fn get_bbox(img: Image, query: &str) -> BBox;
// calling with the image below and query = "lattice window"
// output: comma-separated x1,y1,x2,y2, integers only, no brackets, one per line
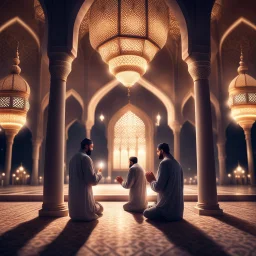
0,97,10,107
113,111,146,170
234,93,246,104
13,97,25,109
248,93,256,103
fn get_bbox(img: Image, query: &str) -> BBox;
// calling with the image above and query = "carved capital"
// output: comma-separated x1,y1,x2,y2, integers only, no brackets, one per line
48,53,74,82
187,60,211,81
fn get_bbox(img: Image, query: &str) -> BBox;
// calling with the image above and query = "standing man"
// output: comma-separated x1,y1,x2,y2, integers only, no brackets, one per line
116,157,148,213
69,138,103,221
144,143,184,221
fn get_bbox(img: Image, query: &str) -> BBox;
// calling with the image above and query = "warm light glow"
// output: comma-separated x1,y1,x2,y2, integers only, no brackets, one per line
115,70,142,88
234,170,237,174
19,166,24,171
113,111,146,170
242,170,245,174
248,174,251,178
2,173,5,176
89,0,169,87
189,177,192,181
156,113,161,126
12,174,16,177
99,114,105,122
39,176,42,180
228,173,231,177
237,166,242,171
99,162,104,169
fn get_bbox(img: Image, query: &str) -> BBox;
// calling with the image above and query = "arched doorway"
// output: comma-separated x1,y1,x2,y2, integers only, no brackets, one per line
107,104,154,181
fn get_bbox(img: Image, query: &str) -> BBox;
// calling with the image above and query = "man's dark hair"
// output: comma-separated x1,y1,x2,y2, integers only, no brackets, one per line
157,143,170,154
129,156,138,164
81,138,93,150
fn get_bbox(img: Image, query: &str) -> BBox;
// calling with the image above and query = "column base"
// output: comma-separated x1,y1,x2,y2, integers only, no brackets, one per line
194,203,223,216
39,204,69,217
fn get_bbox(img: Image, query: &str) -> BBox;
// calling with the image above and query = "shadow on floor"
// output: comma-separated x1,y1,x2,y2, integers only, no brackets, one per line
214,212,256,237
131,213,144,224
147,219,230,256
40,219,98,256
0,217,53,256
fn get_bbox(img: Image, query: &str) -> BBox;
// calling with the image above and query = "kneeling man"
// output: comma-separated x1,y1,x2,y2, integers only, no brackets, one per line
116,157,147,213
69,138,103,221
144,143,184,221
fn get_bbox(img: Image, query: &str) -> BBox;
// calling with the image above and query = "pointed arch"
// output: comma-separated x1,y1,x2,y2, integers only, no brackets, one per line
86,78,175,131
107,103,154,177
220,17,256,53
41,89,84,113
65,118,79,139
0,17,40,48
181,89,220,133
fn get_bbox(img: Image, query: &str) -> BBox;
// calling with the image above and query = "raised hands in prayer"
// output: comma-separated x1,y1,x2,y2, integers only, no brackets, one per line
145,171,156,183
116,176,124,184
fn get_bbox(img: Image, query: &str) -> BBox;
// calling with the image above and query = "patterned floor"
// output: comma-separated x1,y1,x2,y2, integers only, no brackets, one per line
0,202,255,256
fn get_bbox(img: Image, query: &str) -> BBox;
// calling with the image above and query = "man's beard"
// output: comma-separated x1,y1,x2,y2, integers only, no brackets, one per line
86,149,92,156
159,153,164,160
129,163,133,168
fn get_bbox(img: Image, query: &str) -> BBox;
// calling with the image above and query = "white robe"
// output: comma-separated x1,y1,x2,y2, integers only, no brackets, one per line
68,151,102,221
122,163,148,212
148,154,184,220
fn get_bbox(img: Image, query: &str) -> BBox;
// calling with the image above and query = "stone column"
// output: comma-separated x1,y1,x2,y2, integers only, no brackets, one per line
217,142,226,185
4,130,16,185
187,57,223,215
241,123,255,186
173,122,181,163
64,138,68,184
39,53,73,217
31,138,42,185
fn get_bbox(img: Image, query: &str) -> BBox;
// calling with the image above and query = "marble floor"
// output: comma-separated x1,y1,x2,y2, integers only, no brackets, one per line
0,202,256,256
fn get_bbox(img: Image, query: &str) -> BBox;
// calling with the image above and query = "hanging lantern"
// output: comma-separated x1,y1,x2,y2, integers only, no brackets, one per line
89,0,169,87
228,50,256,123
0,47,30,132
228,48,256,186
0,46,30,185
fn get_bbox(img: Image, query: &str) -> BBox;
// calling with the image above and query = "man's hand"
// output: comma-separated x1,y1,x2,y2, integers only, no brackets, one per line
98,168,102,173
116,176,123,184
145,171,156,183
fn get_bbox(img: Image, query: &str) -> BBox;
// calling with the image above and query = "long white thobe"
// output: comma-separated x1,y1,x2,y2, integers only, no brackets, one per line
68,151,102,221
122,163,148,211
150,155,184,220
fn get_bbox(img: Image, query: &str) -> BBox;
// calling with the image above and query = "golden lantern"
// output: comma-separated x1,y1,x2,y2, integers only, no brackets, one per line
0,47,30,185
89,0,169,88
228,49,256,185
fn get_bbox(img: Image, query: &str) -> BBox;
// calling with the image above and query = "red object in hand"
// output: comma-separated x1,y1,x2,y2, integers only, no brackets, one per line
145,171,156,183
116,176,123,184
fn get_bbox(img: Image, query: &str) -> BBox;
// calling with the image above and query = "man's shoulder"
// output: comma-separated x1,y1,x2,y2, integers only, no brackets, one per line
131,164,144,171
73,152,91,161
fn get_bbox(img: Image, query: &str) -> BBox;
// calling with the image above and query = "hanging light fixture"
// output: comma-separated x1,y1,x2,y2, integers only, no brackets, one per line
89,0,169,88
99,113,105,122
0,44,31,185
228,48,256,185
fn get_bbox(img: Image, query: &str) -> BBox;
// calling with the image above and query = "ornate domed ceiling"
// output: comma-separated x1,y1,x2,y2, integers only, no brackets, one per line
34,0,222,41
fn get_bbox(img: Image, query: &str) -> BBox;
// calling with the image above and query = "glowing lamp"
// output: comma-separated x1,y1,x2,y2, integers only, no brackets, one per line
99,114,105,122
89,0,169,87
228,49,256,185
0,47,30,185
0,49,30,132
228,50,256,124
228,174,231,178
